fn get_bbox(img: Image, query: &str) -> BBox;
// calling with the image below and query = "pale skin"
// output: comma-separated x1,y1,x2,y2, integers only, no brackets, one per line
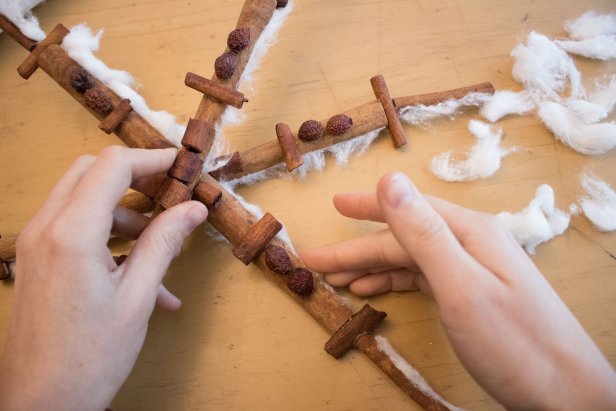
0,148,614,410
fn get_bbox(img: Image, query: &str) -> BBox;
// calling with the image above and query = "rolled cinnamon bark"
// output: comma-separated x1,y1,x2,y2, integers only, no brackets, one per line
0,14,37,50
17,24,69,79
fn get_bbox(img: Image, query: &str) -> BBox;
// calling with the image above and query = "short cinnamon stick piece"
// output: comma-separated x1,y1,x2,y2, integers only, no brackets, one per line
0,235,17,262
232,212,283,265
193,182,222,209
17,23,69,79
185,72,248,109
168,150,203,184
371,75,407,148
325,304,387,359
275,123,303,172
98,99,133,134
118,191,154,214
209,152,244,180
155,177,193,209
0,14,37,51
181,118,211,153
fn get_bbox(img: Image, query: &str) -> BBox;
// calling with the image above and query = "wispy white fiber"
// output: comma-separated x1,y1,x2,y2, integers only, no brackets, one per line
538,101,616,155
62,24,186,145
588,76,616,114
557,36,616,60
431,120,515,182
398,93,490,125
564,11,616,40
497,184,570,254
479,90,535,122
579,173,616,232
374,336,463,411
511,31,583,100
0,0,46,41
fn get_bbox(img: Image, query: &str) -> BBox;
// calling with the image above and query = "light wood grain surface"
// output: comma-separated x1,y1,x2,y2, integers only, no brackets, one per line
1,1,616,410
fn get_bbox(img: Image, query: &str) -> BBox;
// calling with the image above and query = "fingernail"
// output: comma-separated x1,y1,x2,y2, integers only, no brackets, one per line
187,202,208,227
385,173,415,208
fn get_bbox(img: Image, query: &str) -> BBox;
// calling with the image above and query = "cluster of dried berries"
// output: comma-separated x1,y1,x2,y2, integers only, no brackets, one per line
69,68,94,94
84,88,112,114
297,120,323,142
326,114,353,135
287,268,314,296
227,27,251,52
215,52,238,80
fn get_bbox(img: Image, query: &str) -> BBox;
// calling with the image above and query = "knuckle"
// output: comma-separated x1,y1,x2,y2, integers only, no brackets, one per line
413,211,446,244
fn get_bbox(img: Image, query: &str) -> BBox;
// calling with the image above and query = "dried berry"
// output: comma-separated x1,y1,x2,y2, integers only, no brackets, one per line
276,0,288,7
264,245,293,275
69,68,94,94
287,268,314,296
215,52,237,80
84,88,112,114
297,120,323,142
326,114,353,136
227,27,251,52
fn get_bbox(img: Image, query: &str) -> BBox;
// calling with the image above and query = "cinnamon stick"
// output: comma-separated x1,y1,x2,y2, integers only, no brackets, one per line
117,191,155,214
0,14,37,51
17,24,69,79
0,235,17,263
181,118,211,153
232,212,283,264
185,72,248,109
36,44,174,149
98,99,133,134
193,182,222,209
275,122,303,172
324,304,387,359
208,152,244,180
210,82,495,181
168,150,203,184
155,177,193,209
371,75,407,148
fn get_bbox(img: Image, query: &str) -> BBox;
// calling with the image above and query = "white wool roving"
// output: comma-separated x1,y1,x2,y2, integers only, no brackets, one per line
0,0,46,41
479,90,535,122
431,120,514,182
538,101,616,155
564,11,616,40
374,336,463,411
579,174,616,232
589,76,616,114
557,35,616,60
497,184,570,254
398,92,490,125
61,24,186,146
511,31,583,100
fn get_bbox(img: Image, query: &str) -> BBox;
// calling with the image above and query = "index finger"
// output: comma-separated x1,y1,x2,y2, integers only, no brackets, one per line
66,147,176,234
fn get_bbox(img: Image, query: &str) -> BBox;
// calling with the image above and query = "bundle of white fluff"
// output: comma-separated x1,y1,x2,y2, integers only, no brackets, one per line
398,93,490,125
479,90,535,122
431,120,515,182
579,173,616,232
558,11,616,59
538,101,616,155
62,24,186,146
511,31,583,100
497,184,570,254
0,0,46,41
588,76,616,113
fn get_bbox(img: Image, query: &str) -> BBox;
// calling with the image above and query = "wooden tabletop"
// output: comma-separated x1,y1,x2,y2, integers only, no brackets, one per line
1,0,615,409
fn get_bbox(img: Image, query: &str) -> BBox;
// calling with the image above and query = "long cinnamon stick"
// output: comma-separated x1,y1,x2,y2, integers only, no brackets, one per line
0,14,37,51
210,82,495,181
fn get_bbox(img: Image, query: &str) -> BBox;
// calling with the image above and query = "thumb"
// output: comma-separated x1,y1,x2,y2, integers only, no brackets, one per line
122,201,207,299
376,172,483,299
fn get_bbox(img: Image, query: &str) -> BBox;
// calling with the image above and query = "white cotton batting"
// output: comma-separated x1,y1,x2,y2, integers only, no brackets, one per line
497,184,570,254
511,31,583,100
564,11,616,40
431,120,514,182
538,101,616,155
0,0,46,41
589,76,616,114
374,336,463,411
579,174,616,232
479,90,535,122
557,36,616,60
398,93,490,125
61,24,186,146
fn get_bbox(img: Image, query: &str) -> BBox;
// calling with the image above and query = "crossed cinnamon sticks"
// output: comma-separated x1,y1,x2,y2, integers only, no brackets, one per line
0,3,497,408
